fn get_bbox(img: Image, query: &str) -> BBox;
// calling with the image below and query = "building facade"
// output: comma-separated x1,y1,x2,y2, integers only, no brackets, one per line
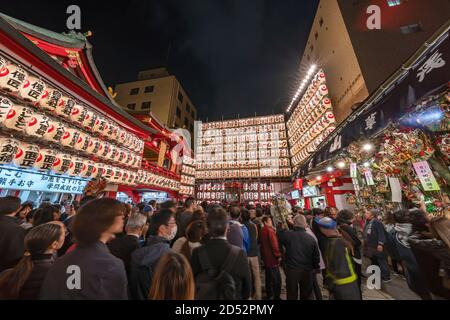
114,68,198,144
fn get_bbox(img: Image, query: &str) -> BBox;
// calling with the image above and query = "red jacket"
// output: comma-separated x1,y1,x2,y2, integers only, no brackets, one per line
260,225,281,268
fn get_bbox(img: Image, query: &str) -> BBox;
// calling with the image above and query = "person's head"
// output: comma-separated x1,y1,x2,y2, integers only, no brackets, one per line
124,204,133,217
191,209,206,222
229,206,241,220
0,222,65,299
241,208,251,223
365,209,380,221
72,200,80,212
160,200,176,213
72,198,126,245
78,195,97,209
200,200,208,212
293,214,307,228
337,209,355,226
328,207,338,220
0,196,21,216
148,252,194,300
207,207,228,237
16,202,34,219
149,200,157,208
32,206,58,227
255,207,263,218
292,206,300,215
312,208,323,218
51,204,62,221
184,197,195,211
262,216,273,228
185,220,207,243
125,213,148,236
148,209,177,240
315,216,338,237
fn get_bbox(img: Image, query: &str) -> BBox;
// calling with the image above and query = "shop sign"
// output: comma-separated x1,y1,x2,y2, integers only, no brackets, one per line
412,161,441,192
0,165,89,194
364,170,375,186
350,163,358,178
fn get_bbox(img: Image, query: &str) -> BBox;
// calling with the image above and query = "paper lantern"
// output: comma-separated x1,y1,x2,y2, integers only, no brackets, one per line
43,119,66,143
34,148,57,171
39,87,63,113
95,163,106,179
112,146,121,162
0,137,19,164
0,96,13,125
0,56,6,73
118,150,127,164
0,63,27,92
60,127,81,148
70,104,87,124
86,136,99,154
78,159,89,177
67,157,85,177
106,121,117,140
104,165,114,182
3,105,34,132
82,110,98,130
74,131,89,151
99,141,111,159
120,170,129,184
25,113,51,138
19,75,46,103
52,152,73,174
55,96,75,119
84,161,97,179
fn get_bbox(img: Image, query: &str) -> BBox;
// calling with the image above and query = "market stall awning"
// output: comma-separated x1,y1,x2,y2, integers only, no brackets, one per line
297,21,450,178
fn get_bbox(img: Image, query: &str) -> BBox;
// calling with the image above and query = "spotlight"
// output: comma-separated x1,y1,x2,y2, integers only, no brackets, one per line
363,162,371,168
363,143,373,152
316,176,322,181
337,161,346,169
326,166,333,172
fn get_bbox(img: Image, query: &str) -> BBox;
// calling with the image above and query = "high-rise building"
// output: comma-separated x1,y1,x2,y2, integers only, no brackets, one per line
114,68,198,143
297,0,450,124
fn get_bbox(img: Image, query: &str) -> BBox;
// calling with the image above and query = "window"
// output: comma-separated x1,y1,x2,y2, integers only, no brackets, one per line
186,104,191,112
141,101,151,110
178,91,184,103
176,107,181,118
319,17,324,27
400,23,423,34
130,88,139,95
126,103,136,110
144,86,154,93
387,0,401,7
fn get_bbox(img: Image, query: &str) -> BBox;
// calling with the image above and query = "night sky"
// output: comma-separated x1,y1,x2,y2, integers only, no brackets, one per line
2,0,319,121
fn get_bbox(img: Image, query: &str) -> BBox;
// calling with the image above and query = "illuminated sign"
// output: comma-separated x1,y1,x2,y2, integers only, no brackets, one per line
0,165,89,194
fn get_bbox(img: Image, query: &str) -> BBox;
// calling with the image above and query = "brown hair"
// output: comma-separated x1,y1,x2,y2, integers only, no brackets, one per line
72,198,125,245
0,223,63,299
148,252,195,300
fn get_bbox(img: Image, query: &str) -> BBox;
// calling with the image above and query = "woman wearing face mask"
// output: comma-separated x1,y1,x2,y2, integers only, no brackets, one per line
128,209,176,300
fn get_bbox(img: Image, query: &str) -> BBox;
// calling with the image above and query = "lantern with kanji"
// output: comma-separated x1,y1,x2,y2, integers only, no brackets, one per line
19,75,46,103
43,119,66,144
34,148,57,171
0,63,27,92
84,161,97,179
69,104,87,125
60,127,80,148
82,109,97,130
0,95,13,124
55,96,75,119
0,137,19,164
66,157,85,177
74,131,89,151
25,113,51,138
13,142,40,168
3,105,34,132
39,87,63,113
52,152,73,174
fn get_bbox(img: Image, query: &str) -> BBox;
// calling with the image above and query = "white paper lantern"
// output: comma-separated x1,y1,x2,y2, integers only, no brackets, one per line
106,121,117,140
67,157,85,177
0,64,27,92
0,137,19,164
69,104,87,124
3,105,34,132
0,96,13,125
38,87,64,113
0,55,6,73
43,119,66,143
19,75,46,103
99,141,111,159
13,142,40,168
55,96,75,119
96,163,105,179
104,165,114,182
60,127,81,148
86,136,99,154
84,161,97,179
34,148,57,171
82,110,97,130
25,113,51,138
52,152,73,174
74,131,89,151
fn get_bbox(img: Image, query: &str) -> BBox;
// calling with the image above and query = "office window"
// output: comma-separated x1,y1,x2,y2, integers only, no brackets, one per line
176,107,181,118
186,104,191,112
130,88,139,95
400,23,423,34
178,91,184,103
144,85,154,93
126,103,136,110
141,101,151,110
387,0,401,7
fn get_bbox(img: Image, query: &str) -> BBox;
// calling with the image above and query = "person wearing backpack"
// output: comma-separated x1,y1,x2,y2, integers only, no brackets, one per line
191,207,251,300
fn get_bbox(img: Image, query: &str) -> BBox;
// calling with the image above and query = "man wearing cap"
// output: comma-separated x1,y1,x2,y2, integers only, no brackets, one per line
316,216,361,300
278,215,320,300
363,209,391,282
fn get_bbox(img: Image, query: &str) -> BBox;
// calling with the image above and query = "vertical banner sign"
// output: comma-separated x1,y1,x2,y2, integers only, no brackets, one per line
412,161,441,191
293,178,303,190
389,177,402,203
350,163,357,178
364,170,375,186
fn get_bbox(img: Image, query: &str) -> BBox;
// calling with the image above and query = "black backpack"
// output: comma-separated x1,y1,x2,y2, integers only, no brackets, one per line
195,246,240,300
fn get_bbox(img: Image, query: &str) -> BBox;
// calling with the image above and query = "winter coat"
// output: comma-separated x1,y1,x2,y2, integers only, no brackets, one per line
260,225,281,268
0,216,25,272
278,227,320,271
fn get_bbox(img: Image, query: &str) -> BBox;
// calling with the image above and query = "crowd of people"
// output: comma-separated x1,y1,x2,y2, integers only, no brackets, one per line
0,194,449,300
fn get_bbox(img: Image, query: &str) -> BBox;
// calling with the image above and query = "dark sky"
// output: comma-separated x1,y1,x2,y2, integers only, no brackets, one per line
2,0,319,121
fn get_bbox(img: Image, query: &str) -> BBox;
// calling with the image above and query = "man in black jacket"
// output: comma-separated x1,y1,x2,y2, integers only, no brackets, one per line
191,207,251,300
363,209,390,282
0,196,25,273
278,214,320,300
